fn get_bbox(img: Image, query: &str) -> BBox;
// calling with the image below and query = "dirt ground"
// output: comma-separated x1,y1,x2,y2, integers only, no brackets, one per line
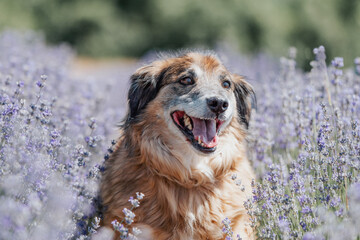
70,57,138,80
69,57,140,108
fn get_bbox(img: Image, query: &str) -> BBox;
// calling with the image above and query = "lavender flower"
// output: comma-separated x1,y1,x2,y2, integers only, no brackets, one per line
0,30,128,239
109,194,144,239
112,220,129,239
331,57,344,68
1,31,360,240
245,45,360,239
222,217,233,240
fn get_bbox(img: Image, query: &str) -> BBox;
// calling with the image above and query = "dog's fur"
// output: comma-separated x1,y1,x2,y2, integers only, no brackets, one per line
100,51,255,240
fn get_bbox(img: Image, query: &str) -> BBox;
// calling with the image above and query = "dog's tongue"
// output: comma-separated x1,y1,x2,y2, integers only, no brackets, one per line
191,117,217,145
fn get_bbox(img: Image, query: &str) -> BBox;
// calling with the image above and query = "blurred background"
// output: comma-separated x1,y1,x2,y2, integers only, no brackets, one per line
1,0,359,70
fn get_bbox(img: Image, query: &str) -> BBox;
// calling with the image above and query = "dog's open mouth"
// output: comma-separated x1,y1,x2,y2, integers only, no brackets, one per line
171,111,224,153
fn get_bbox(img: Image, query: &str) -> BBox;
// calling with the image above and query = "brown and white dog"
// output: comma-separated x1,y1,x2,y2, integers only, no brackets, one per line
100,51,256,240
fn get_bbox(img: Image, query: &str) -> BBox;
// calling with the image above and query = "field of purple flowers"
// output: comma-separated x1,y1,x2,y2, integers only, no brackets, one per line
1,31,360,240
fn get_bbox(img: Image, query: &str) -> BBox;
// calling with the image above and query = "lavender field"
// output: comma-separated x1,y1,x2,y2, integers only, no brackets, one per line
1,31,360,240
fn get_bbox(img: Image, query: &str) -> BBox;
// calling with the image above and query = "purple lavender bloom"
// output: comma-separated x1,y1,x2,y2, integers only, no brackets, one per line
136,192,145,200
128,197,140,208
331,57,344,68
278,218,290,233
0,30,131,239
2,31,360,240
112,220,129,239
222,217,233,239
122,208,136,225
36,80,45,88
349,182,360,201
303,232,322,240
301,206,312,214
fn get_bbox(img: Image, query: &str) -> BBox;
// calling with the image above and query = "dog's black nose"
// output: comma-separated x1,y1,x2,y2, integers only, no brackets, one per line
207,97,228,114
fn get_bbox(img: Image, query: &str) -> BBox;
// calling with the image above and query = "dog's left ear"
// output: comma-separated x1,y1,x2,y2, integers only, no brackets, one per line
232,74,256,128
126,63,168,123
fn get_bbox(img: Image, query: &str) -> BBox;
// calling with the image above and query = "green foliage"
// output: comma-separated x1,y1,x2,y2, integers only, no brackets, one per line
1,0,359,68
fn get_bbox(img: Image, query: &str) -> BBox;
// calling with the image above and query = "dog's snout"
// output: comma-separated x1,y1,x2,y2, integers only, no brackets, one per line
207,97,228,114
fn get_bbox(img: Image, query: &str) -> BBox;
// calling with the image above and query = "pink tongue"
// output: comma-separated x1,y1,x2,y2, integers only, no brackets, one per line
191,117,217,145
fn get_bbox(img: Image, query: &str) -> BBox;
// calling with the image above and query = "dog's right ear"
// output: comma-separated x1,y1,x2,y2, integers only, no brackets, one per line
126,63,168,123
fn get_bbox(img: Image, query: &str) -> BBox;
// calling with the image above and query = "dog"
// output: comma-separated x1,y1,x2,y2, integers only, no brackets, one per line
100,51,256,239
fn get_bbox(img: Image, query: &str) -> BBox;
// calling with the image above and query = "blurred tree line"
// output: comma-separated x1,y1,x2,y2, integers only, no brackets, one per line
1,0,359,69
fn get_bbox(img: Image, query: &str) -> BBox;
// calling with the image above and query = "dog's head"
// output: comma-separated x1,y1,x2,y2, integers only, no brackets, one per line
125,52,255,155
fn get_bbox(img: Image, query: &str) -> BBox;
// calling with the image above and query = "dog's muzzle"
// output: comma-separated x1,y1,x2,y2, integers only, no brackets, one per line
171,111,224,153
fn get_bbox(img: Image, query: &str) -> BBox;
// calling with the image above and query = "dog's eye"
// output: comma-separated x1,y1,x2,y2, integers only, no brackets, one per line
180,77,194,85
222,80,231,89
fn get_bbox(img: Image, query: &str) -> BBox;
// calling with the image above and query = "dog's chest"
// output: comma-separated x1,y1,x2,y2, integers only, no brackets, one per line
160,185,225,239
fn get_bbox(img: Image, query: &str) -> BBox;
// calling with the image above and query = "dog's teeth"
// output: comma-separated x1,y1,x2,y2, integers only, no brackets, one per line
183,114,192,130
185,119,192,130
198,136,203,145
184,114,189,121
184,117,190,128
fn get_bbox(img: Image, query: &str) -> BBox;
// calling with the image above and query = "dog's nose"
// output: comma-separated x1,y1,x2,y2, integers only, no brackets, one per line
207,97,228,114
